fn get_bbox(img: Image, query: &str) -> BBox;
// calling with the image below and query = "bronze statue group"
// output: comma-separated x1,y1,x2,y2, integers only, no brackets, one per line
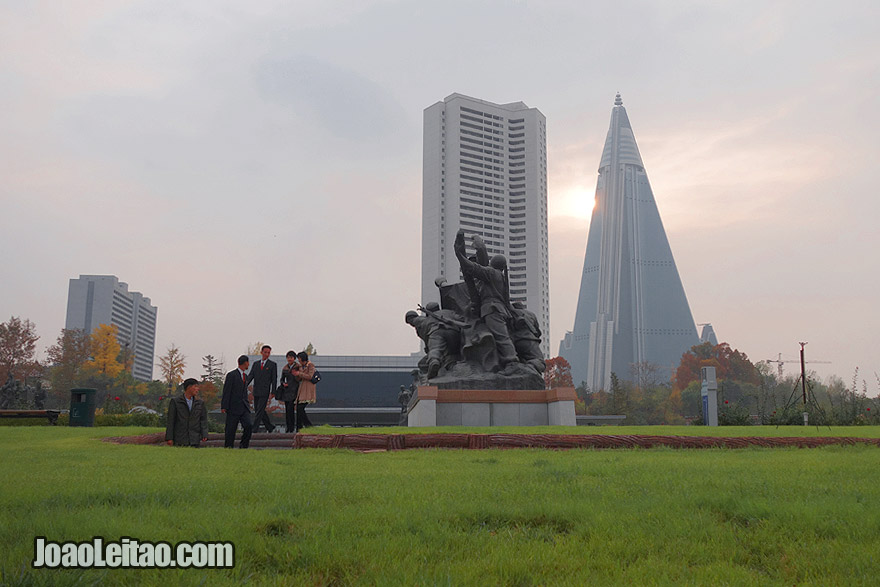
165,345,318,448
406,230,545,385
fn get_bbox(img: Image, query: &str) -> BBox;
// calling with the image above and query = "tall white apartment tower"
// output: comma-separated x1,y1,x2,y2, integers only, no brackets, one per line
65,275,158,382
422,93,549,356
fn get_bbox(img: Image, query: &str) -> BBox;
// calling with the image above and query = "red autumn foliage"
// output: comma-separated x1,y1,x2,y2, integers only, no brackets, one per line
196,380,221,410
544,356,574,389
674,342,760,391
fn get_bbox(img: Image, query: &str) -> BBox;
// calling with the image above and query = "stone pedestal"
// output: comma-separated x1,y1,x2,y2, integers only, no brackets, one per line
407,386,577,427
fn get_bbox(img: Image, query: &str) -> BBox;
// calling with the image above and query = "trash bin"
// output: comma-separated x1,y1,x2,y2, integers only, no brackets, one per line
69,389,97,427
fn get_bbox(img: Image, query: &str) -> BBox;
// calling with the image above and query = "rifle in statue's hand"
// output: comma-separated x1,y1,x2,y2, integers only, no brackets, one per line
417,304,469,331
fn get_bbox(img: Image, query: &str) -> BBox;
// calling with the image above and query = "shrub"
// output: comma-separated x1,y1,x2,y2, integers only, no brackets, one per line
3,413,163,427
719,401,752,426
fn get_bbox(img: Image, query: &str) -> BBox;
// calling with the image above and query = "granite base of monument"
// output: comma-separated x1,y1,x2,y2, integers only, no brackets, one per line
407,386,577,427
428,362,545,391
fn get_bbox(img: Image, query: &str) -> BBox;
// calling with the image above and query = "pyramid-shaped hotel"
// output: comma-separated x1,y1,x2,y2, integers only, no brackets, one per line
559,95,698,390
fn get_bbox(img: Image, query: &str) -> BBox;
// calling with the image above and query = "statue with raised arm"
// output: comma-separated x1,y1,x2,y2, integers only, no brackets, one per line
407,231,546,390
454,230,517,371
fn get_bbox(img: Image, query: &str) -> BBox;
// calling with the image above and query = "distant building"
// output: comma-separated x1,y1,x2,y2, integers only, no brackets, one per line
253,353,420,408
699,324,718,346
65,275,157,382
559,95,698,389
422,93,550,356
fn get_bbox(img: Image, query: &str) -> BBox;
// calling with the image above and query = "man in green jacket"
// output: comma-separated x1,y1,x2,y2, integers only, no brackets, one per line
165,378,209,447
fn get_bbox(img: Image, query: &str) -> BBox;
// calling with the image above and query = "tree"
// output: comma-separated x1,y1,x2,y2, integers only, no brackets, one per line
680,380,703,420
46,328,91,402
145,380,169,410
84,324,123,378
159,344,186,393
610,372,634,417
304,342,317,356
674,342,759,391
118,342,135,374
246,342,265,355
202,354,223,387
0,316,41,383
629,361,664,391
198,379,221,410
544,356,573,389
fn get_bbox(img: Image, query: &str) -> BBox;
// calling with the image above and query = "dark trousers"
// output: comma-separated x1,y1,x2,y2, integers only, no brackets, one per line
224,411,253,448
252,394,274,432
296,402,312,429
284,401,297,432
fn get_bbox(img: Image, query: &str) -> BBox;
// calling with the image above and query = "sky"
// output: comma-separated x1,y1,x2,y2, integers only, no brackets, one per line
1,0,878,390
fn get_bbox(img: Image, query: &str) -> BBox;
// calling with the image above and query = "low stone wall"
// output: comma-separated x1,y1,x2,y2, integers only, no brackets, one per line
408,386,578,427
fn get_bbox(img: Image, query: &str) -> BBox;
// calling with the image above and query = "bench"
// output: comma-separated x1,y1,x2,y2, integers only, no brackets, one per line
0,409,61,425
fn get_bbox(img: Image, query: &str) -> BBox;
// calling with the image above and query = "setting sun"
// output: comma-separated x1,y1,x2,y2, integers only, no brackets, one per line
552,185,596,219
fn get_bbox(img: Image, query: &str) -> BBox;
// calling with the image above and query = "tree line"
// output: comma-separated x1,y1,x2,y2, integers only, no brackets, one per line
3,312,875,424
1,315,320,416
544,342,879,426
0,315,222,414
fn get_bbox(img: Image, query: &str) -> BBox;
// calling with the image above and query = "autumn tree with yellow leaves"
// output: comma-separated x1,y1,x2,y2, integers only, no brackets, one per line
159,344,186,393
84,324,124,378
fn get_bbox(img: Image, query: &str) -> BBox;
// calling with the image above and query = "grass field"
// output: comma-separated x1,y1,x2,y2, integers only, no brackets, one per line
2,426,880,585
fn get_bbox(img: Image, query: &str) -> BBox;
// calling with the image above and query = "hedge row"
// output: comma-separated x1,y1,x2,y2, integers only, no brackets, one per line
0,413,162,427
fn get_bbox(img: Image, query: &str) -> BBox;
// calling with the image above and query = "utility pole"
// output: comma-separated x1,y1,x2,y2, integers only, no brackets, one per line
799,342,808,426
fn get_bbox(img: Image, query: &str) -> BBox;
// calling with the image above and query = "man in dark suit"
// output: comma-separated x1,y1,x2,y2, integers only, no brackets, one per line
221,355,254,448
248,344,278,433
165,378,209,447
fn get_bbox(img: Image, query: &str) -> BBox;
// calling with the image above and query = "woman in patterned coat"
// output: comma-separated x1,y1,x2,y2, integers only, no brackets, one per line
293,351,315,430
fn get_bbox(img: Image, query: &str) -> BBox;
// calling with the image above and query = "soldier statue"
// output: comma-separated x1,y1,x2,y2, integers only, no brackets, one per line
510,302,545,374
405,306,468,379
454,230,517,371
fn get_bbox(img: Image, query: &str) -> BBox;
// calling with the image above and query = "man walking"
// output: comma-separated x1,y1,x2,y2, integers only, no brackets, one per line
221,355,254,448
248,344,278,433
165,378,209,447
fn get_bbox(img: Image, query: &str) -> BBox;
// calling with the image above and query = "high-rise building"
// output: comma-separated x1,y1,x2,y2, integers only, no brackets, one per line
65,275,158,382
422,93,550,356
559,95,698,390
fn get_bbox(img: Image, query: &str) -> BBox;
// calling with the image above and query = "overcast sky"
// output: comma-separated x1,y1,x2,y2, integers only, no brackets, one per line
1,1,877,389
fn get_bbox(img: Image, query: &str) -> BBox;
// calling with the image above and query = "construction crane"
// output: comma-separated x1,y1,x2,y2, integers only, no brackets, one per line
764,351,830,379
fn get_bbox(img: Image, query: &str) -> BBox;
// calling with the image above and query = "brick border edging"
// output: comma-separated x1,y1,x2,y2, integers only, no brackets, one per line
293,434,880,450
103,432,880,450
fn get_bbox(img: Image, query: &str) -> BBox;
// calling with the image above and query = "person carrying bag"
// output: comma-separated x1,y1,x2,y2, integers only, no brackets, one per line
293,351,316,431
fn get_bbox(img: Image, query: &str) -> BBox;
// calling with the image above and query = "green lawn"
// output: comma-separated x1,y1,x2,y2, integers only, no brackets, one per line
2,427,879,585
